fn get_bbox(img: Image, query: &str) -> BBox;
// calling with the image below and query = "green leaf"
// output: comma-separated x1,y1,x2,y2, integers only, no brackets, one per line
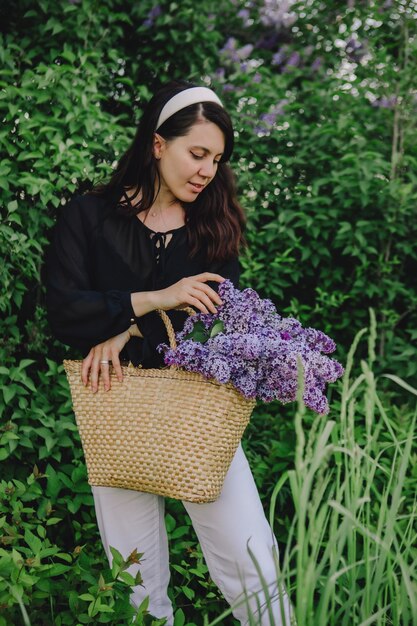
47,563,71,576
189,330,207,343
78,593,95,602
88,601,99,617
118,571,136,585
46,517,63,526
136,595,149,612
3,386,16,404
109,546,124,567
184,320,209,343
18,359,36,370
209,319,224,338
95,604,114,613
36,525,46,539
174,608,185,626
182,586,195,600
24,528,42,553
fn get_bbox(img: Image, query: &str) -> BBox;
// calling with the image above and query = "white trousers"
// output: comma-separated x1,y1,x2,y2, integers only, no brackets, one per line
92,445,293,626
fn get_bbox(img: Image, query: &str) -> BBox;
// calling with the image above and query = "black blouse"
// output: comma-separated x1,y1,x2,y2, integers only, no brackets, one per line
46,190,240,367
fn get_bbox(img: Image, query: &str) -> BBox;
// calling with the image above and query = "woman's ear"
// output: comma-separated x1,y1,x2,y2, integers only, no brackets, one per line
153,133,166,160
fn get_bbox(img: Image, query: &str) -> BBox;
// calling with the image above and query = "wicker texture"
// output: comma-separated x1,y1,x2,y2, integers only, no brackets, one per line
63,311,255,503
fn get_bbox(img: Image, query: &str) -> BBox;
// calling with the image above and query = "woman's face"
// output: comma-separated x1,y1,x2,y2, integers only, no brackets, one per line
154,120,225,203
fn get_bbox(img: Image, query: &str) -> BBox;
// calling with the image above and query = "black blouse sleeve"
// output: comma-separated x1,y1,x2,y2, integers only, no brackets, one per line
45,195,135,353
208,255,241,288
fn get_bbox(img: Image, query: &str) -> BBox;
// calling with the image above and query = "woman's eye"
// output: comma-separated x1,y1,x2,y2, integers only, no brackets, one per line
191,152,220,165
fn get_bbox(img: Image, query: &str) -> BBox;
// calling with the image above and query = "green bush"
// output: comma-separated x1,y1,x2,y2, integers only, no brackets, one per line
1,1,416,624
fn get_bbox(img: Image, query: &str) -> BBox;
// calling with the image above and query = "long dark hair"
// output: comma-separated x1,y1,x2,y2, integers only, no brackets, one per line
90,80,246,262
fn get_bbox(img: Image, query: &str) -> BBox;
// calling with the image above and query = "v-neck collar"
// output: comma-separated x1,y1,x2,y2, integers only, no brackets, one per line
136,217,187,236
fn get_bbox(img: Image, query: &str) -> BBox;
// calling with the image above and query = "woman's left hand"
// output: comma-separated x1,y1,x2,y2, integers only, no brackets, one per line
81,328,131,392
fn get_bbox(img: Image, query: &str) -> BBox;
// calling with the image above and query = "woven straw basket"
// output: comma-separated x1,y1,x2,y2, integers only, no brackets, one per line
63,310,255,503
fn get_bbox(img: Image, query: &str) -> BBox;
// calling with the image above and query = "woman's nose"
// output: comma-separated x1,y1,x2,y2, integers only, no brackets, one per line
198,160,216,178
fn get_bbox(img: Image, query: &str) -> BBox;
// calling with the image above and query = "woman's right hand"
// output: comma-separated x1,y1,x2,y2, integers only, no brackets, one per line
153,272,225,314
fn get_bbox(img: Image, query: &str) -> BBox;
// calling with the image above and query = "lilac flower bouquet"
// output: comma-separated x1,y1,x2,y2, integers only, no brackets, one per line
158,280,344,415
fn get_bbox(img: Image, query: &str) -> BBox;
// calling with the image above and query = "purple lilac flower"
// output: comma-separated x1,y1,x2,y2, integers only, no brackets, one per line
256,99,289,133
237,8,251,25
220,37,240,63
372,95,397,109
256,32,280,51
233,334,262,359
176,312,213,341
220,40,256,73
238,44,254,60
206,14,216,31
234,371,258,399
260,0,297,30
283,51,301,72
304,328,336,353
260,112,277,126
222,37,237,51
311,57,323,72
202,357,231,384
143,5,162,28
304,387,328,415
345,37,369,63
148,5,162,19
272,49,287,67
157,280,344,415
274,99,289,116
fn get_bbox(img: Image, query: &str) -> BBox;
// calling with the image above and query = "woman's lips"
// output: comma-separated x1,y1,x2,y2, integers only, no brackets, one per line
189,182,204,192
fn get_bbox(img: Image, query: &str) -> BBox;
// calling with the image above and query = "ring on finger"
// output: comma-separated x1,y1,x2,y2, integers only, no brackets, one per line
100,359,111,365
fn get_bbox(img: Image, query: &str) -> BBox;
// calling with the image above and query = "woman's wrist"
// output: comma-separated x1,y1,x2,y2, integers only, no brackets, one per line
130,290,160,317
127,324,143,339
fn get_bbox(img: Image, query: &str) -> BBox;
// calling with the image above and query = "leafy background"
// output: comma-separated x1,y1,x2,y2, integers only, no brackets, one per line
1,1,416,624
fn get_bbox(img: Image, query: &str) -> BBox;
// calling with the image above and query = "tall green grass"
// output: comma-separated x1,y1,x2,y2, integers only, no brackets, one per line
210,313,417,625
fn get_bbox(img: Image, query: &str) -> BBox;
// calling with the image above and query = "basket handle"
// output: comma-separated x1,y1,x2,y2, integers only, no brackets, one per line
157,307,196,350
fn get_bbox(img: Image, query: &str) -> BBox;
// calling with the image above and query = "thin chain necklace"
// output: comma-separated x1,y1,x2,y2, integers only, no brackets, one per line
147,206,169,230
147,198,182,230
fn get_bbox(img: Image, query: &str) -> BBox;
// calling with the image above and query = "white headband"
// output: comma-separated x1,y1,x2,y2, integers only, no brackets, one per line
155,87,223,130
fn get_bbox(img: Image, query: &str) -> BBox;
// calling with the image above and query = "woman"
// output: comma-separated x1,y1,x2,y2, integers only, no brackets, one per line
46,80,293,625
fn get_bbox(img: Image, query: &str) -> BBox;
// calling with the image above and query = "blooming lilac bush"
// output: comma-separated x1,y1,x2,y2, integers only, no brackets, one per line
158,281,344,415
